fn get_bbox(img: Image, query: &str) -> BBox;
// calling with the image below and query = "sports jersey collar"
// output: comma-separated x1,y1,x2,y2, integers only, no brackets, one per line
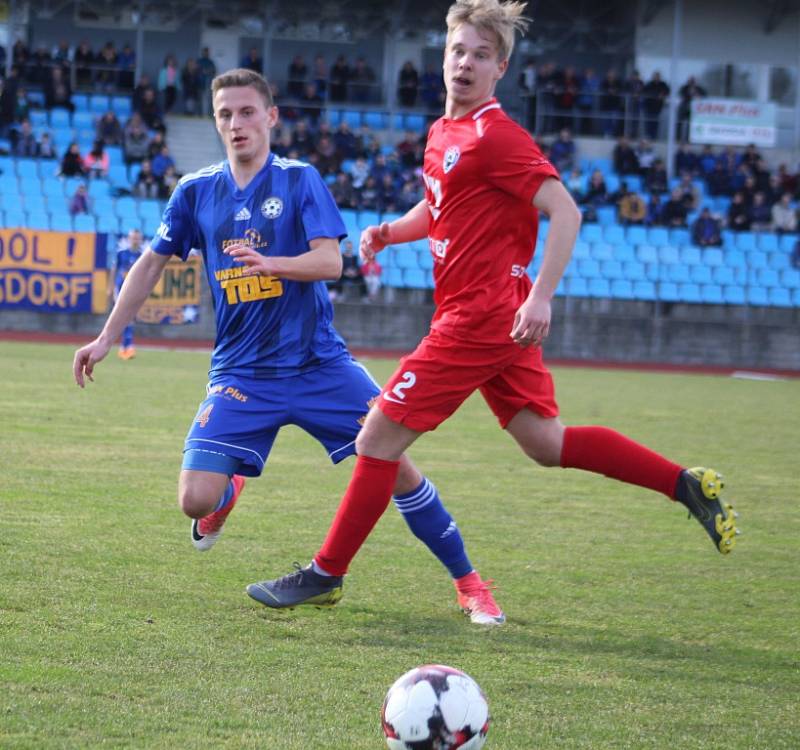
443,97,502,122
224,152,275,197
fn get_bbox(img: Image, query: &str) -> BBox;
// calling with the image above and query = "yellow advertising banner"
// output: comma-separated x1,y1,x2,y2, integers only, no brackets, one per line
0,228,108,313
137,255,202,325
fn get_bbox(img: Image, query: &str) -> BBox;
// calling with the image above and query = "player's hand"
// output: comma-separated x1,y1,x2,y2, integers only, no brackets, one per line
510,295,551,348
360,222,392,263
224,243,274,275
73,338,111,388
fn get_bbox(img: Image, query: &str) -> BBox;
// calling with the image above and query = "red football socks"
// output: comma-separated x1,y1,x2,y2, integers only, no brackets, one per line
560,425,683,499
315,455,400,576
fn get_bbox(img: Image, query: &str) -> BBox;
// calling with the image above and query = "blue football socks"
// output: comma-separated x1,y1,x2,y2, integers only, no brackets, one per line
393,477,473,580
212,477,236,513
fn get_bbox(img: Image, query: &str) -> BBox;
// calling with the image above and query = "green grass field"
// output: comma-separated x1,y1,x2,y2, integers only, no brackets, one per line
1,340,798,749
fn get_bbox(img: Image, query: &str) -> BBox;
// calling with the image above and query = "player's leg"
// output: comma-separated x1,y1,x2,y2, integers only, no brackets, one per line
393,456,504,625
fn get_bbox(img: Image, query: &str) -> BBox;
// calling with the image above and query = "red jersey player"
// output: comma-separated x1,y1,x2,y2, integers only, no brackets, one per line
247,0,739,619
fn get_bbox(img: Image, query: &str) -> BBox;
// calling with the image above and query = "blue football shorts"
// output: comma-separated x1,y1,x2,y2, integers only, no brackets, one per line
182,356,381,477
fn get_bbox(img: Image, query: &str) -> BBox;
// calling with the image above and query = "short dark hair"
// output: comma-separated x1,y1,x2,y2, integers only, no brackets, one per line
211,68,274,109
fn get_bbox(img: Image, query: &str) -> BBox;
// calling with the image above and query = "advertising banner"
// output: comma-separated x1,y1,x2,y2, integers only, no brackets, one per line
690,99,777,147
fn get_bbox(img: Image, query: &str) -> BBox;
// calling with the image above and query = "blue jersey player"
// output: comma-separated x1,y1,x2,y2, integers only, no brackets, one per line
72,68,504,625
109,228,145,360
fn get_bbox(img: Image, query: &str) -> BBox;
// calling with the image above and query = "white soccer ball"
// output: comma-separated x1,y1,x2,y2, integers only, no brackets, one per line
381,664,490,750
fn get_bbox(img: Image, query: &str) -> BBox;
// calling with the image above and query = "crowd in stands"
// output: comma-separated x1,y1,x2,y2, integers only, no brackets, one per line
546,129,800,249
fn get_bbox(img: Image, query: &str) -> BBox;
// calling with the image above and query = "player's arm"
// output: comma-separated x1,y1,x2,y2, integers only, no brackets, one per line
73,249,171,386
510,178,581,347
223,237,342,282
360,199,429,262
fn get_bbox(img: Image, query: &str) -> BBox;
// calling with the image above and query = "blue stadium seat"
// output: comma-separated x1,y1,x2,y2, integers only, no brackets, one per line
404,268,427,289
357,210,380,229
384,267,404,288
769,288,792,307
666,264,687,283
74,214,97,232
88,180,111,199
680,245,701,265
658,245,680,264
659,282,679,301
29,109,49,128
141,216,161,237
403,114,426,132
566,277,588,297
725,250,745,270
622,260,646,280
669,228,690,246
18,176,42,196
111,96,133,119
632,280,656,300
90,95,110,114
603,225,625,244
713,266,735,286
596,206,617,227
600,259,624,280
138,199,162,221
647,227,669,246
700,284,724,304
395,250,419,269
678,283,701,302
363,112,387,129
340,208,358,233
106,145,124,167
418,250,433,270
50,215,73,232
779,234,796,253
781,269,800,288
72,93,89,110
72,110,94,130
571,240,591,259
41,177,65,198
610,279,634,299
108,164,130,190
591,242,614,261
604,174,620,194
721,230,736,251
50,108,71,128
768,251,789,271
613,244,636,263
748,251,767,269
15,159,40,179
723,285,746,305
736,232,757,252
26,211,50,230
689,265,710,284
587,278,610,298
625,175,643,193
703,248,724,267
713,196,731,214
756,268,780,287
576,258,600,278
326,110,342,126
539,219,550,239
636,244,658,264
342,110,362,129
758,233,779,253
747,286,768,306
97,215,120,234
626,226,648,245
580,224,603,243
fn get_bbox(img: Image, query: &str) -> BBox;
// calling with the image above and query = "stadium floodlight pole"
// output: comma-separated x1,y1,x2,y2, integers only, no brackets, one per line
665,0,683,181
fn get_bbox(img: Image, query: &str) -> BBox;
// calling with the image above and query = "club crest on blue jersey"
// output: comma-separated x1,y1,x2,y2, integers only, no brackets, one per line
261,197,283,219
443,145,460,174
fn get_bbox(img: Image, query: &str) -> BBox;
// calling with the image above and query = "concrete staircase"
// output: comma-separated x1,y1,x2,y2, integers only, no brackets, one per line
164,114,224,175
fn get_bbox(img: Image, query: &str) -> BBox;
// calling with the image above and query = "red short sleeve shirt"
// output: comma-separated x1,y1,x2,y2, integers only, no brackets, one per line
422,98,559,344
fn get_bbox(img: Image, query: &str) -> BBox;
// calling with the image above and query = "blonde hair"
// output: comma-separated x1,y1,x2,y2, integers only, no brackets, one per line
211,68,274,109
445,0,530,61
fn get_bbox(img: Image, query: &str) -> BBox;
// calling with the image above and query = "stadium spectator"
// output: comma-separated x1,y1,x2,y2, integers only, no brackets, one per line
197,47,217,113
642,71,669,139
38,132,57,159
776,163,797,196
340,240,366,299
314,134,339,176
349,156,370,191
600,69,624,137
707,162,732,197
677,76,706,140
108,229,145,359
548,128,575,173
378,173,400,213
84,139,109,178
298,82,323,124
750,192,772,232
635,138,656,174
59,142,86,177
582,169,608,205
674,142,697,176
625,69,645,137
0,68,21,134
646,193,664,226
158,55,181,113
73,40,94,88
359,175,380,210
662,187,689,227
676,173,700,211
330,171,357,209
397,178,423,211
240,47,263,75
161,164,180,199
151,143,175,178
395,130,421,169
133,158,162,199
133,73,155,112
727,191,751,231
118,43,136,90
181,58,203,115
287,54,307,99
697,145,717,177
13,86,30,123
329,55,350,102
291,119,313,152
771,193,798,234
350,57,376,103
51,39,72,70
612,136,639,175
554,66,579,131
44,66,73,111
137,87,165,132
397,61,419,107
96,110,123,145
94,41,119,91
691,207,722,247
11,118,38,156
26,44,51,86
68,182,90,215
576,67,600,135
147,131,167,161
361,255,383,302
645,158,668,194
617,184,647,225
564,168,583,202
420,65,445,111
312,54,328,98
123,113,150,164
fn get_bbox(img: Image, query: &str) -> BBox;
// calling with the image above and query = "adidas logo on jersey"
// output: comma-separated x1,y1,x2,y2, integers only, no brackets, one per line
234,206,251,221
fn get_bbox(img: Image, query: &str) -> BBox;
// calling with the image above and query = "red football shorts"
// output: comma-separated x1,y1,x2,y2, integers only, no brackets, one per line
377,329,559,432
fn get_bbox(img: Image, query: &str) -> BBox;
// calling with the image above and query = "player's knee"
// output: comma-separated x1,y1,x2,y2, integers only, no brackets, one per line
520,439,562,467
178,486,215,519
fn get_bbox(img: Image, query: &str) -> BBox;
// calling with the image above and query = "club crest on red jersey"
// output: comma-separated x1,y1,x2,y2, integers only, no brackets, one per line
443,145,460,174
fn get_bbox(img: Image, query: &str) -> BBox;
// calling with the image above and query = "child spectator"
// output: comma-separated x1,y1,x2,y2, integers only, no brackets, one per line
38,132,56,159
361,256,383,302
84,139,109,178
68,182,90,215
59,142,86,177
